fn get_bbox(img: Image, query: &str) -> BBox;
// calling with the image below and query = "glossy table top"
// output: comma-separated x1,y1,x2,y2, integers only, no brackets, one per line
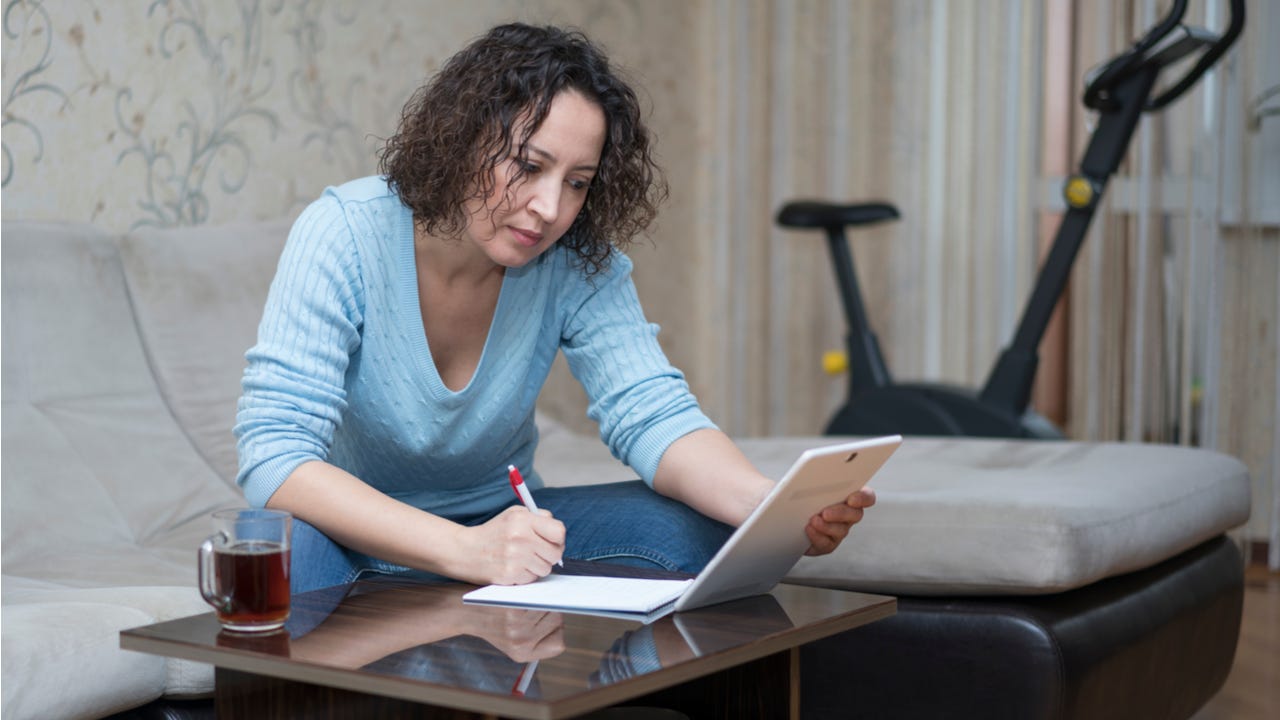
122,565,895,719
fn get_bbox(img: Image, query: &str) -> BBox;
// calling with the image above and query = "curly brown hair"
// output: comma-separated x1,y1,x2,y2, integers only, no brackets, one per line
379,23,667,276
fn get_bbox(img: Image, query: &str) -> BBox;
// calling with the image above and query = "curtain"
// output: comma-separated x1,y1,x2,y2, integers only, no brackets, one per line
1064,0,1277,566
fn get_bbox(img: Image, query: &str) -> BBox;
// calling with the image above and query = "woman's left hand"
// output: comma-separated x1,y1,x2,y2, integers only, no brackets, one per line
803,487,877,556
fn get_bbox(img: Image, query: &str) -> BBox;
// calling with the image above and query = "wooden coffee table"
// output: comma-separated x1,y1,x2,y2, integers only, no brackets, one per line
121,566,894,719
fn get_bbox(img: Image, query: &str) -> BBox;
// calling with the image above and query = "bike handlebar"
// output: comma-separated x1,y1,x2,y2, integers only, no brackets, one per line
1083,0,1244,113
1147,0,1245,109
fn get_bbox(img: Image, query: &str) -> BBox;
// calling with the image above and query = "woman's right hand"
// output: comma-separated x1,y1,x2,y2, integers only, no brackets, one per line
454,505,566,585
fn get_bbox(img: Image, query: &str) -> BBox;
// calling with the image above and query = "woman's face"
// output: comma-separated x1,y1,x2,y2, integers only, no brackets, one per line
462,90,606,268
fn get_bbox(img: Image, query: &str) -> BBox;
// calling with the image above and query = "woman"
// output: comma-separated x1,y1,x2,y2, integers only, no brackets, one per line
235,22,874,594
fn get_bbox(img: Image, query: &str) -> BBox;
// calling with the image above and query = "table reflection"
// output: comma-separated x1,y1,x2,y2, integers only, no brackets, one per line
211,575,797,700
592,594,794,687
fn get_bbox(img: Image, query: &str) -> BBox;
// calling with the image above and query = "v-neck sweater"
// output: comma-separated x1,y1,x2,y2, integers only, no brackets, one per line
234,176,714,518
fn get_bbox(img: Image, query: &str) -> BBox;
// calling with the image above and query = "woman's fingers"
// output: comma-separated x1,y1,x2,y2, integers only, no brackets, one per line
478,507,567,584
802,488,877,556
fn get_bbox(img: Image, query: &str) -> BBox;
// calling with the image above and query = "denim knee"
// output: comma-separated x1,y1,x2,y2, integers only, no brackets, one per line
289,518,364,594
533,481,734,574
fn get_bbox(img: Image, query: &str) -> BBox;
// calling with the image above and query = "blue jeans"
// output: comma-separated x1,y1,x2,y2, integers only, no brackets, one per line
288,480,734,594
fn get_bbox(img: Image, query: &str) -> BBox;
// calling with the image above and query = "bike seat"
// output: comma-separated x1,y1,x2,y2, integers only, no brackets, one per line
776,201,900,230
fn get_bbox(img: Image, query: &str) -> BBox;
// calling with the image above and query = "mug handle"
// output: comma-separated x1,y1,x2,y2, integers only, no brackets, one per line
198,531,232,612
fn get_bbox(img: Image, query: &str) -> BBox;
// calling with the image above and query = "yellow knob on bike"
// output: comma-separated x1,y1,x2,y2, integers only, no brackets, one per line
1064,175,1097,209
822,350,848,375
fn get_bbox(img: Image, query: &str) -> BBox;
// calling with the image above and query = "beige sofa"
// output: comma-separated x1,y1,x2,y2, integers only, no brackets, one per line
0,219,1251,719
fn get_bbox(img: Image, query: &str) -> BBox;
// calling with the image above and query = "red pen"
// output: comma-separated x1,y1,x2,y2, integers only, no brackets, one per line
508,464,563,567
508,464,541,512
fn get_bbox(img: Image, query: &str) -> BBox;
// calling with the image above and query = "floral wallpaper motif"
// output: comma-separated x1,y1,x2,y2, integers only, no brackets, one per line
1,0,652,232
114,0,283,228
285,0,365,180
2,0,70,187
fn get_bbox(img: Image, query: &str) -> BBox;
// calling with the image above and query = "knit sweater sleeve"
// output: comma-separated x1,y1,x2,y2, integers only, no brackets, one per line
560,253,715,485
234,193,365,507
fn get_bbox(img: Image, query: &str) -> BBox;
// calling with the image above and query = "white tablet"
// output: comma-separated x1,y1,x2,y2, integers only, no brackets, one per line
673,434,901,612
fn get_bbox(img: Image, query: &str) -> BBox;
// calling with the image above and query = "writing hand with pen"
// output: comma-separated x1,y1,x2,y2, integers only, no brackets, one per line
452,466,566,586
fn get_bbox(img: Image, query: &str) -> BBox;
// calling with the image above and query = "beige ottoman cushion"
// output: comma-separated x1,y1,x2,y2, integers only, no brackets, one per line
534,417,1251,595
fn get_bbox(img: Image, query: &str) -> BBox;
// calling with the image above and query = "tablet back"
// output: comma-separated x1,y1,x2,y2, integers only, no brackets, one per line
673,435,902,612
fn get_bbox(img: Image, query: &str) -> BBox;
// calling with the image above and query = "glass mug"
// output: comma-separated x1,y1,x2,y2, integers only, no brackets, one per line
198,508,292,633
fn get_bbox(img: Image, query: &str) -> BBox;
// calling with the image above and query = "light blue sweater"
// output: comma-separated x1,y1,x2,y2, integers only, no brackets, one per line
234,176,714,518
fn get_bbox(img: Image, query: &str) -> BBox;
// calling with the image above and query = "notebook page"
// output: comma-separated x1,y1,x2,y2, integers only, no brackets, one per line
463,574,694,613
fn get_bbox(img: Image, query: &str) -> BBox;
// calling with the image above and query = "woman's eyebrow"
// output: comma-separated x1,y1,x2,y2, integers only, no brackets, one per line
528,143,598,173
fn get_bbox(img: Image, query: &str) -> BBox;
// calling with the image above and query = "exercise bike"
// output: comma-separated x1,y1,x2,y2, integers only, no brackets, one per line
777,0,1245,439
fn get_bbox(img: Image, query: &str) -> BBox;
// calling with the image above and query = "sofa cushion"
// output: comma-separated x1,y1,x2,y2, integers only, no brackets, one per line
2,580,217,702
1,597,164,720
118,220,292,486
1,222,158,405
532,417,1251,595
1,222,246,588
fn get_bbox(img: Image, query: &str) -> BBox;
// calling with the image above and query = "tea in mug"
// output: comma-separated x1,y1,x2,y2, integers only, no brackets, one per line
213,540,290,630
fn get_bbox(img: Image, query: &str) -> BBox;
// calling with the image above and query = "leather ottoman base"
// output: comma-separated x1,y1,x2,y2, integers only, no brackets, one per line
801,535,1244,719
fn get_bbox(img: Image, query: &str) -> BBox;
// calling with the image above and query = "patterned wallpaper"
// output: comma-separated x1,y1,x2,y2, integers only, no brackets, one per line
0,0,654,232
0,0,701,438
